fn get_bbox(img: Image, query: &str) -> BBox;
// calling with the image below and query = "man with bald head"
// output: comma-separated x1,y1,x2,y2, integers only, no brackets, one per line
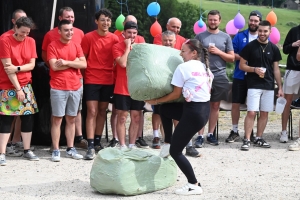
1,9,29,157
117,15,145,43
153,17,186,50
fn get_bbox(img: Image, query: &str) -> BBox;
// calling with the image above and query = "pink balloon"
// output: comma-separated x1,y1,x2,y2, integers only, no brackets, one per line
270,27,280,44
193,21,207,34
226,19,239,35
233,12,245,29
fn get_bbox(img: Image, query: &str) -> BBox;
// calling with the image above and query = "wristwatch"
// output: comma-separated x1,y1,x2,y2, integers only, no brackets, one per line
17,66,20,72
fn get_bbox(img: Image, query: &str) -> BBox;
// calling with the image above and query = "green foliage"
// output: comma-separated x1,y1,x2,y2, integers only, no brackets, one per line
104,0,203,42
286,21,298,27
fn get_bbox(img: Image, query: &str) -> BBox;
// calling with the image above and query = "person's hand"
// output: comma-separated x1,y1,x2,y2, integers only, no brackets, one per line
277,88,284,97
292,40,300,47
208,46,221,55
124,39,131,48
4,63,17,74
16,90,25,102
55,59,67,68
254,67,266,77
145,99,157,105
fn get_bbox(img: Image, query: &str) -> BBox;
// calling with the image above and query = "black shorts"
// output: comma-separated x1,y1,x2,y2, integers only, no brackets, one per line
84,84,114,102
114,94,145,111
232,78,247,104
211,75,230,102
152,105,161,114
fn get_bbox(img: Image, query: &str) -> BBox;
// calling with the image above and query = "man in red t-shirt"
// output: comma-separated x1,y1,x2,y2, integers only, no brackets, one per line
81,8,119,160
153,17,186,50
0,9,28,157
112,21,145,150
41,7,87,150
47,20,87,162
108,15,149,149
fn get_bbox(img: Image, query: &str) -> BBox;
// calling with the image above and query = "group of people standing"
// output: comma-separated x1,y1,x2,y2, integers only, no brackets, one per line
1,6,300,196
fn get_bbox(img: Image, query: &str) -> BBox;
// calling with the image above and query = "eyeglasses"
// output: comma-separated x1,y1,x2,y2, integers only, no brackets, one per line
184,39,197,50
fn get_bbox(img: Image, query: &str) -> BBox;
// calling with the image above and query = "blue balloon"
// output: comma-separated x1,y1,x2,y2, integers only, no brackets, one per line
147,2,161,17
198,18,204,28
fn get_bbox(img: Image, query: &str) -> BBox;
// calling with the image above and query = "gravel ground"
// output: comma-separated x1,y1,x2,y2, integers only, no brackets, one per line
1,111,300,200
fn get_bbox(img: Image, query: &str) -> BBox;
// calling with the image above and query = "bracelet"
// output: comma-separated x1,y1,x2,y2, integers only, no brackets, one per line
16,88,22,92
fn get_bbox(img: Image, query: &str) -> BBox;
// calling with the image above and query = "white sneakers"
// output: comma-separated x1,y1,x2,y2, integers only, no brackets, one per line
175,183,203,195
289,138,300,151
280,131,288,143
159,143,170,158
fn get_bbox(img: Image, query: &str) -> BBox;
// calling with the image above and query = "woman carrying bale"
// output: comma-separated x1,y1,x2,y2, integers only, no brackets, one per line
146,39,213,195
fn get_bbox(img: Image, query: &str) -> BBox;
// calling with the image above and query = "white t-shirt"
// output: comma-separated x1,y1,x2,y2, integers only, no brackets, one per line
171,60,214,102
248,33,258,42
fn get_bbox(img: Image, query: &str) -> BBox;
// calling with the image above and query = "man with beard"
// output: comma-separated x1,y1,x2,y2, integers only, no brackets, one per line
225,11,262,143
112,21,145,150
194,10,234,147
239,20,283,151
280,22,300,148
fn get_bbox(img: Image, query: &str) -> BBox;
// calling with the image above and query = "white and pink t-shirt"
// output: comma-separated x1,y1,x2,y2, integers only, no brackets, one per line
171,60,214,102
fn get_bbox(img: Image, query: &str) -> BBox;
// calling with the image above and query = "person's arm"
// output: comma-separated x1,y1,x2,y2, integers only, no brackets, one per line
115,39,131,68
4,58,36,74
297,47,300,61
283,29,300,54
239,57,264,76
55,56,87,69
232,34,241,61
145,86,182,105
209,47,235,63
48,58,69,71
0,58,25,101
273,61,283,97
42,50,50,67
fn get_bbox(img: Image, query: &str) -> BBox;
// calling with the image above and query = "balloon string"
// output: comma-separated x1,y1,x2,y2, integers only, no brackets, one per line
116,0,129,14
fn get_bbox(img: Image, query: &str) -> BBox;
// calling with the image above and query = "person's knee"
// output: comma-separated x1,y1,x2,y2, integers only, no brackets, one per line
130,112,141,124
20,115,34,132
52,116,63,126
247,111,257,118
169,145,180,158
210,102,220,111
259,111,269,118
117,112,128,124
65,116,76,124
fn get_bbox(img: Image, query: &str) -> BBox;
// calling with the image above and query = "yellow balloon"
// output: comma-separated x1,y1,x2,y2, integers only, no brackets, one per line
266,11,277,26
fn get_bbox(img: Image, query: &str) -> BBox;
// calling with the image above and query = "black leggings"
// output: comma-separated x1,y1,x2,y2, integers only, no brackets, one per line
0,115,33,133
160,101,210,184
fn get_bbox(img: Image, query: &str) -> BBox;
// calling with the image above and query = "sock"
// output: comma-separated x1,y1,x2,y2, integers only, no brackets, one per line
153,130,159,137
66,147,72,151
24,149,29,154
256,136,261,140
75,136,83,143
7,143,12,147
207,133,213,137
186,140,193,147
198,135,204,138
128,144,135,148
115,138,119,141
232,124,238,133
282,130,287,134
94,135,102,146
87,139,94,148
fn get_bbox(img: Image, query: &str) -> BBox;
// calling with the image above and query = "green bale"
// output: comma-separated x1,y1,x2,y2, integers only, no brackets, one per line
90,148,177,196
127,43,184,102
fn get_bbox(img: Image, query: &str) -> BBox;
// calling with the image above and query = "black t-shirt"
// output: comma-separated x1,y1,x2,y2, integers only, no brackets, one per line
240,39,282,90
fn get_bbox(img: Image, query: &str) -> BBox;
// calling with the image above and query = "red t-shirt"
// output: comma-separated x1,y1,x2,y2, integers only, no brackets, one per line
81,31,119,85
117,33,145,43
0,29,14,39
42,27,84,78
0,35,37,89
47,40,84,90
153,33,186,50
112,42,132,96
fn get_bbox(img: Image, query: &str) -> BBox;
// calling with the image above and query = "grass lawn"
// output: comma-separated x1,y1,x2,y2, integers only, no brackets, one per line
178,0,300,65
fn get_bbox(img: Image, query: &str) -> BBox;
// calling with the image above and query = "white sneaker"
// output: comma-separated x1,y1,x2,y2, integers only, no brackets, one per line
129,144,138,149
66,147,83,160
52,150,60,162
175,183,203,195
288,138,300,151
0,154,6,166
119,145,128,151
280,131,288,143
159,143,170,158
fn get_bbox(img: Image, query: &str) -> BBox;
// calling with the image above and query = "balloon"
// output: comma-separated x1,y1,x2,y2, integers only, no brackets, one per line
150,20,162,37
198,18,205,28
270,27,280,44
114,30,122,36
193,21,207,34
233,12,245,29
226,19,239,35
147,2,161,17
266,11,277,26
115,14,125,31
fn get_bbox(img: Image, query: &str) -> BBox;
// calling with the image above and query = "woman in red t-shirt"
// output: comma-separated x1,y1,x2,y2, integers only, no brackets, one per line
0,17,39,166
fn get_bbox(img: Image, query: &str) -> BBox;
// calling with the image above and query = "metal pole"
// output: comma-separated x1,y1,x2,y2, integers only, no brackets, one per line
50,0,57,30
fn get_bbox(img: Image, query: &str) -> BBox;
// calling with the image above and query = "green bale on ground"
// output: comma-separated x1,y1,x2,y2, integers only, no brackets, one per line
127,43,184,102
90,148,177,196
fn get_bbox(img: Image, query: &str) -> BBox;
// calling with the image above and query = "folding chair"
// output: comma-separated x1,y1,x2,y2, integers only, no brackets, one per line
288,92,300,140
105,103,113,142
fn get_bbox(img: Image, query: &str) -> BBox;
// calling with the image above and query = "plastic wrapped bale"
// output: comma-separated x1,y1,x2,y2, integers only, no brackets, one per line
127,43,184,102
90,148,177,196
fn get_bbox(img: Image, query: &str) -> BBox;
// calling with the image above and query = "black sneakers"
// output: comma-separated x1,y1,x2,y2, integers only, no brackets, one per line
253,138,271,148
225,130,240,143
241,139,250,151
107,138,119,148
185,146,201,157
135,137,149,149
